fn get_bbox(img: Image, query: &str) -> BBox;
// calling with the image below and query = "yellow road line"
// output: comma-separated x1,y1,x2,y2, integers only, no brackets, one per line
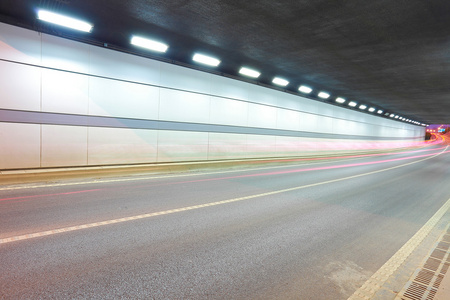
0,145,435,191
0,146,446,245
348,197,450,300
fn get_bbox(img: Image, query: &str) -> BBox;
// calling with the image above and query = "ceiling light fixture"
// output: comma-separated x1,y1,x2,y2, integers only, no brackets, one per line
272,77,289,87
192,53,220,67
299,85,312,94
335,97,346,104
131,36,168,53
359,104,367,110
348,101,357,107
318,91,330,99
377,110,383,114
37,9,93,32
239,67,260,78
368,107,375,112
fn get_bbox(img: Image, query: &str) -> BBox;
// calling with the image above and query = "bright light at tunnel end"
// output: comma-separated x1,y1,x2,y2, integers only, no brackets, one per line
37,9,93,32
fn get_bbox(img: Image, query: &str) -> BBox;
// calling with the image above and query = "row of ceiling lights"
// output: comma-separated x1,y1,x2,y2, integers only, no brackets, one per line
37,9,429,127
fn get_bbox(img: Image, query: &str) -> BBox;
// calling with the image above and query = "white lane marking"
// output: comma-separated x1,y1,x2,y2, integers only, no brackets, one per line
348,196,450,300
0,146,446,245
0,145,435,191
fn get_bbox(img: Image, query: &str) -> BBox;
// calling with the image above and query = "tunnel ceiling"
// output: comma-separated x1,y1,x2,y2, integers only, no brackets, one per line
1,0,449,125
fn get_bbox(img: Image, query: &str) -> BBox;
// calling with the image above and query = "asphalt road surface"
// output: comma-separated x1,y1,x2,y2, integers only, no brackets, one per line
1,137,450,299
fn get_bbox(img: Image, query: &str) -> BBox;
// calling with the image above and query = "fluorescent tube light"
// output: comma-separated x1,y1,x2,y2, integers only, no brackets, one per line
193,53,221,67
37,9,93,32
131,36,168,53
298,85,312,94
318,92,330,99
335,97,346,104
390,114,395,117
239,67,260,78
348,101,357,107
272,77,289,87
359,104,367,110
377,110,383,114
368,107,375,112
394,115,399,119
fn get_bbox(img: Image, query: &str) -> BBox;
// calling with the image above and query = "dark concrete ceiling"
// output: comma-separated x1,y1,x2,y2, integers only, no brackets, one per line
1,0,449,125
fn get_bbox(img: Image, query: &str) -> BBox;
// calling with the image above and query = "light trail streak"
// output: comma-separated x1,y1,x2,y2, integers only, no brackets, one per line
0,189,101,203
0,143,443,192
123,147,450,187
0,145,446,245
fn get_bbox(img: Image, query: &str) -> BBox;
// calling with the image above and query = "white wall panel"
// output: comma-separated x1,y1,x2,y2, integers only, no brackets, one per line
210,75,249,101
88,127,157,165
160,63,211,94
248,85,279,106
316,101,336,117
277,93,303,111
0,23,426,170
208,133,248,160
247,103,277,128
299,112,320,133
333,105,352,119
276,109,300,131
89,45,161,85
297,137,319,153
319,116,334,134
41,125,87,167
157,131,208,162
333,118,350,135
41,34,90,73
296,96,319,114
357,123,374,136
0,61,41,111
0,123,40,169
159,89,210,123
209,96,248,127
275,136,302,156
89,77,160,119
246,135,278,158
0,22,41,64
42,68,89,115
346,120,363,135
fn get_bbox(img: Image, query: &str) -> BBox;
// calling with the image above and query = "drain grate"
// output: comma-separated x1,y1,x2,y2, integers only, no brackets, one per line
398,225,450,300
423,257,441,272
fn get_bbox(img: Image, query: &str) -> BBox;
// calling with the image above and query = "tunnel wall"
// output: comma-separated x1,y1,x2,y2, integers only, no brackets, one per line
0,22,425,170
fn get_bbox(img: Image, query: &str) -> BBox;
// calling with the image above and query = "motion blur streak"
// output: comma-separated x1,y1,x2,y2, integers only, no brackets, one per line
0,189,101,203
0,144,445,246
138,146,448,187
1,135,449,299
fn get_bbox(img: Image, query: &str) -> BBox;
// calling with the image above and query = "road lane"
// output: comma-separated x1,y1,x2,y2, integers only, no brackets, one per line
1,141,449,299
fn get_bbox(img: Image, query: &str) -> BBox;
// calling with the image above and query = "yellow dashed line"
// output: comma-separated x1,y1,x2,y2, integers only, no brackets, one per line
0,147,446,245
348,198,450,300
